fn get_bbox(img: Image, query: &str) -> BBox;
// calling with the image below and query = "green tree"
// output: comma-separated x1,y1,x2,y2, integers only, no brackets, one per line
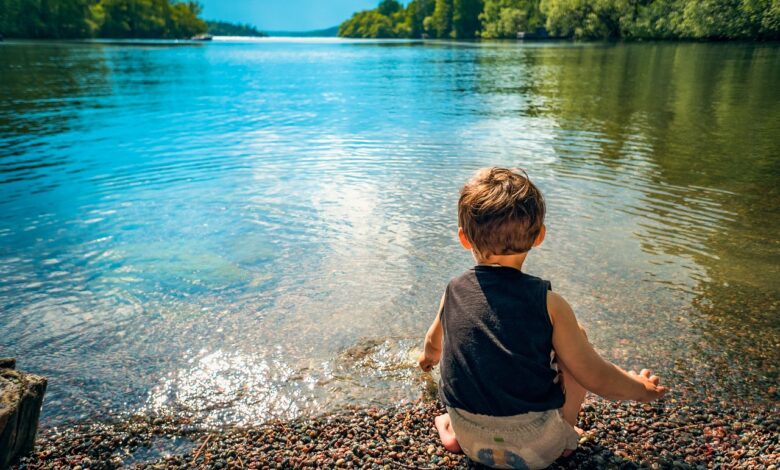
540,0,779,39
761,0,780,37
480,0,543,38
427,0,454,37
206,20,266,37
0,0,205,39
100,0,167,38
51,0,93,38
407,0,436,37
0,0,92,38
677,0,759,39
620,0,683,39
338,9,397,38
339,0,437,38
453,0,484,37
168,1,206,37
377,0,403,16
336,0,780,40
540,0,622,39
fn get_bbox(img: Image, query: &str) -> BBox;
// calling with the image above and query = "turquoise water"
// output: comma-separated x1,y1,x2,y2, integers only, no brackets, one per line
1,38,778,426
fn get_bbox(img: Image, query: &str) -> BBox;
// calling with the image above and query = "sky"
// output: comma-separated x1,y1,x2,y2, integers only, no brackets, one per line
200,0,397,32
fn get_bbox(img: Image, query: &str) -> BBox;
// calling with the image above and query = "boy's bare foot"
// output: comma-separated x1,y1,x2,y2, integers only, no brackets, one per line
434,414,462,453
561,426,584,457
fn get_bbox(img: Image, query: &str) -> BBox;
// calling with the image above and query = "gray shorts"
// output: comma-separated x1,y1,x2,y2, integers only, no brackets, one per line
447,406,579,469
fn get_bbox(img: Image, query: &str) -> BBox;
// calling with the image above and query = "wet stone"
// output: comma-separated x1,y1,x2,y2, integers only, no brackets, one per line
1,362,47,469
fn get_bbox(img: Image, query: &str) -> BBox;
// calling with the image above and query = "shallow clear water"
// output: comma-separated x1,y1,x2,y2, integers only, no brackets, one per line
1,38,778,426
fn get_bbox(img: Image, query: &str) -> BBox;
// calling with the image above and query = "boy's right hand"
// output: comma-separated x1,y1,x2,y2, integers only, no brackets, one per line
628,368,668,402
418,352,439,372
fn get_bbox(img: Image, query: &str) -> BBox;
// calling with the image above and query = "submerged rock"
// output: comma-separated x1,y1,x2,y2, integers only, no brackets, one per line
0,359,47,469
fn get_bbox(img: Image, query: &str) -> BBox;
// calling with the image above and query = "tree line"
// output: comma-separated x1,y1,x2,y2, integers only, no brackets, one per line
338,0,780,40
206,20,267,37
0,0,207,39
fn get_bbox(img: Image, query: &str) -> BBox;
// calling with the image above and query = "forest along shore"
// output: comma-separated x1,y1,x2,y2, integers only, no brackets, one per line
338,0,780,41
0,0,206,39
17,395,778,469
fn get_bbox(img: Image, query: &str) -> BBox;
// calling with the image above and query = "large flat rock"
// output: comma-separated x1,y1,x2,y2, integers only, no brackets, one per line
0,360,47,469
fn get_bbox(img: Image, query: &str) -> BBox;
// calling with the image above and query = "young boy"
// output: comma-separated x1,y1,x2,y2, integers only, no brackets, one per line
418,168,667,469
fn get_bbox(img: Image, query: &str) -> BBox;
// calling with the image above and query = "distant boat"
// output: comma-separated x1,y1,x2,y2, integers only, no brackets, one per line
191,34,213,41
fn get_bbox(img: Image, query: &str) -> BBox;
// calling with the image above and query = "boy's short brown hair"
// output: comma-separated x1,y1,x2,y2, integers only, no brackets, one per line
458,167,545,258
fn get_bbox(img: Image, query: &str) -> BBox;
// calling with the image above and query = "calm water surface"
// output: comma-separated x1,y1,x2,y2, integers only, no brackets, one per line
1,38,778,426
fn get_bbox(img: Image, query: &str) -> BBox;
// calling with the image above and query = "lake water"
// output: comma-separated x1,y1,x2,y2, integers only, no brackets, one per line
1,38,778,426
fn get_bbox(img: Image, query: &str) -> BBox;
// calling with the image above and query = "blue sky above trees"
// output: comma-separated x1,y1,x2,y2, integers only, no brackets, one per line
200,0,408,31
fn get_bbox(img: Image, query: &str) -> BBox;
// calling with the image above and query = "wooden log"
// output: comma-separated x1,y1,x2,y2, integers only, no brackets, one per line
0,360,47,469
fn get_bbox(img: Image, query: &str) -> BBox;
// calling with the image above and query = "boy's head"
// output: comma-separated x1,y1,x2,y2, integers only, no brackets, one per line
458,167,545,259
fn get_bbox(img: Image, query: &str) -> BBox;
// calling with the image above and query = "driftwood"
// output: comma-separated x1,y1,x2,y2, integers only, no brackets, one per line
0,358,47,469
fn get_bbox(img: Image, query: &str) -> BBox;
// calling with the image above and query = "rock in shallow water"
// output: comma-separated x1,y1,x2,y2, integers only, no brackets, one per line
0,359,47,469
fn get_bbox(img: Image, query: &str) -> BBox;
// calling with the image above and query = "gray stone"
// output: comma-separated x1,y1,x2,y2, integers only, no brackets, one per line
0,360,47,469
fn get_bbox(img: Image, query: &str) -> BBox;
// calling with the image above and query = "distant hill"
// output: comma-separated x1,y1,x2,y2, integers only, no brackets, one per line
207,21,267,37
265,26,339,37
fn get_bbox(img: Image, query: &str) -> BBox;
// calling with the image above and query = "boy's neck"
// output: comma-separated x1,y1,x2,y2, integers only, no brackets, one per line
475,252,529,271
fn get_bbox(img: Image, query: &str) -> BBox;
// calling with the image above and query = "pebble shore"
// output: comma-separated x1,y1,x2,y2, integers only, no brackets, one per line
15,396,778,469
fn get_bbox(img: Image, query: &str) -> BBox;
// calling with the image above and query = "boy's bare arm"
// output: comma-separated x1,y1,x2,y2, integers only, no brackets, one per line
418,293,446,372
548,291,668,402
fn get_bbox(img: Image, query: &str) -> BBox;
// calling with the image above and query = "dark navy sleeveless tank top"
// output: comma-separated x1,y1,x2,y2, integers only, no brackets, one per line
438,265,564,416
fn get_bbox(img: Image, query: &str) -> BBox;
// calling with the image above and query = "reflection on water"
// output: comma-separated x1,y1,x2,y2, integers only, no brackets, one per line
0,39,778,426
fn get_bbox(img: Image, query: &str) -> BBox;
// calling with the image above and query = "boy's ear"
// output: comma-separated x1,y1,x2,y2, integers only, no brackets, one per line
458,227,473,250
533,224,546,247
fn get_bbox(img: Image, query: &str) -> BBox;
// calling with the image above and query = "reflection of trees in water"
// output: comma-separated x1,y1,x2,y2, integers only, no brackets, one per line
0,43,110,138
0,42,198,195
473,43,779,286
543,44,779,287
0,43,108,201
476,43,779,402
0,42,194,144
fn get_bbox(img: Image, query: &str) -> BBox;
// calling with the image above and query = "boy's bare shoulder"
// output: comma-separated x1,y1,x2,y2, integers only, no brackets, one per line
546,290,577,327
546,290,567,306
